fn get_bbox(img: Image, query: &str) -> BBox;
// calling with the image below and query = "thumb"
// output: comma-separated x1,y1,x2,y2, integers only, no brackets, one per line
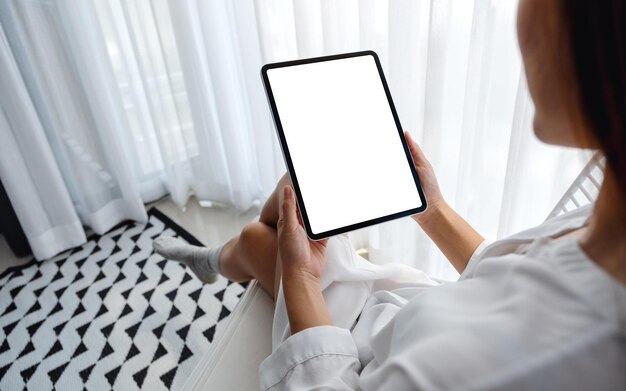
278,185,299,233
405,131,429,167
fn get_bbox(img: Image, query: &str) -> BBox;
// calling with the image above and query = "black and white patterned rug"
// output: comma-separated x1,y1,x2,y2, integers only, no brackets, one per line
0,208,246,390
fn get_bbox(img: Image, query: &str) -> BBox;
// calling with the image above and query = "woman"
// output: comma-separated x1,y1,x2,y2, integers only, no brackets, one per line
155,0,625,389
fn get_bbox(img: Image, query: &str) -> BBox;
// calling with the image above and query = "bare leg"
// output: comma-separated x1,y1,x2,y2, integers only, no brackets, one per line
217,174,290,300
154,174,290,299
218,223,279,299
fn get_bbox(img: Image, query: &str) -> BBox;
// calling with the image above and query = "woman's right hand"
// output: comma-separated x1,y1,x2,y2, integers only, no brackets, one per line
404,131,484,274
404,131,446,226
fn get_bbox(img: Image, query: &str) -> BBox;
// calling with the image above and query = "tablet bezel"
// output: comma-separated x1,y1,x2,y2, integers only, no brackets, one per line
261,50,427,240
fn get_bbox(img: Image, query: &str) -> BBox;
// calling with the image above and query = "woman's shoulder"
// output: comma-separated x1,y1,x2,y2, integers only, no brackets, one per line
508,203,594,241
461,204,594,279
461,235,625,331
388,241,625,390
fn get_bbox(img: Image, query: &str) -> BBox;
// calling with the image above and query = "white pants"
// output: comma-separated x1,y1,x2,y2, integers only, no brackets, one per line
271,235,439,349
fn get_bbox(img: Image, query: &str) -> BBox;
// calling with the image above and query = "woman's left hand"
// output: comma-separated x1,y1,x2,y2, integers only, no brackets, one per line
277,185,328,282
278,185,332,334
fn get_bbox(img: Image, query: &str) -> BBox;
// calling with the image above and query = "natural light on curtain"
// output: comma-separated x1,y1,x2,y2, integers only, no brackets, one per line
92,0,284,207
0,0,586,275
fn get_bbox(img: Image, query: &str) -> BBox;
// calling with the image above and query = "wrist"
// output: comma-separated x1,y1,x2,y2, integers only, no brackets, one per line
413,198,448,227
283,267,322,287
282,268,330,334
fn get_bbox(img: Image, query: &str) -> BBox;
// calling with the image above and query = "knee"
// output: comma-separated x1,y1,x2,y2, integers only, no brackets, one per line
238,222,267,254
238,222,277,257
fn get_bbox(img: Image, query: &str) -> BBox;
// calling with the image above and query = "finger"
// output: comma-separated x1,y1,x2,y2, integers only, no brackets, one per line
404,131,429,166
280,185,299,232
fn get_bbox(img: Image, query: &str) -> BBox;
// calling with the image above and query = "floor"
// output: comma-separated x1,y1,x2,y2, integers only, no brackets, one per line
0,234,30,275
0,196,261,275
147,196,261,247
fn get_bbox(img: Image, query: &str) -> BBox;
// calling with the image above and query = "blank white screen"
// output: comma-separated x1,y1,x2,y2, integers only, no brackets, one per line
267,55,422,235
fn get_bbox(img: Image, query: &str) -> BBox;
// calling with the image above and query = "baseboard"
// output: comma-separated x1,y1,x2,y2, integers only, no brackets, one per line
183,280,274,391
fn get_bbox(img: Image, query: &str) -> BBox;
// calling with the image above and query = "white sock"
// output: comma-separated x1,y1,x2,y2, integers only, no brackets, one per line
152,236,223,284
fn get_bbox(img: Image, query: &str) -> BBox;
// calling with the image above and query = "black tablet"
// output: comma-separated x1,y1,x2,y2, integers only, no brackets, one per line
261,51,427,240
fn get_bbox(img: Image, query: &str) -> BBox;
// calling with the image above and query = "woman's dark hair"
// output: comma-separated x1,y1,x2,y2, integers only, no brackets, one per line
564,1,626,192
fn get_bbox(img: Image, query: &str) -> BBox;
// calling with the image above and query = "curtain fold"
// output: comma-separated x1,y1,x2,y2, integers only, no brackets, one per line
0,22,86,260
0,0,586,274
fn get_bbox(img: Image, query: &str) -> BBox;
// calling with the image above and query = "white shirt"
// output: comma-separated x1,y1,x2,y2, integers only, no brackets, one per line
260,205,626,390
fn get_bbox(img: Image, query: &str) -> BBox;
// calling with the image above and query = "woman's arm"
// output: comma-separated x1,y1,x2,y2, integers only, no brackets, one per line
405,132,485,274
416,201,485,274
259,186,360,390
283,270,331,334
277,185,332,334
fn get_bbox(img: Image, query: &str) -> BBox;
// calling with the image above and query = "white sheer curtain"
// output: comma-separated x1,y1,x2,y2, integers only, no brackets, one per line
253,0,587,279
0,0,282,260
0,0,585,275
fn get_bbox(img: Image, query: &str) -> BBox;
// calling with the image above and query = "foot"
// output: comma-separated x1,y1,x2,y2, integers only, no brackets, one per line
153,236,219,284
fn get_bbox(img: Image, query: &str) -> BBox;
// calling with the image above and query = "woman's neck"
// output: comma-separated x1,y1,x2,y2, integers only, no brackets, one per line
580,166,626,284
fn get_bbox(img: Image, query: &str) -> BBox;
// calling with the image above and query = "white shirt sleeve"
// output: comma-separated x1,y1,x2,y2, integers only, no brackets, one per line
258,326,361,390
460,239,491,278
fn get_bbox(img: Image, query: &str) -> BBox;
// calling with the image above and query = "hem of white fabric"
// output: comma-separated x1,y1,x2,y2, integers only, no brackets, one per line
29,219,86,260
259,325,358,390
460,239,491,279
86,197,147,234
